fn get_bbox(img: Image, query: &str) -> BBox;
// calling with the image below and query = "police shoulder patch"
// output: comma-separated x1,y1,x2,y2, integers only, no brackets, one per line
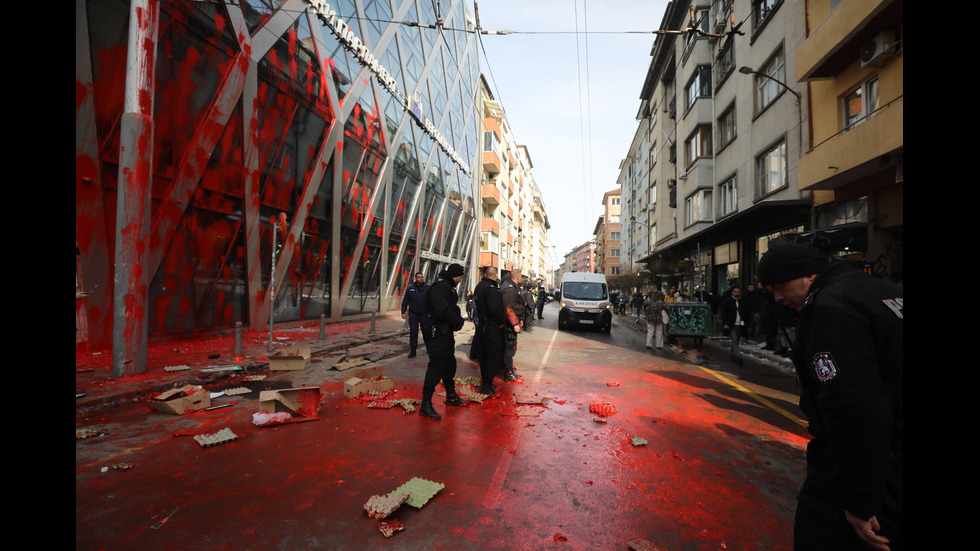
811,352,839,383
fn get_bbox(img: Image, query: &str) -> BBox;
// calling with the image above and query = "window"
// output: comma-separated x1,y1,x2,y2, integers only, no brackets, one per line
483,130,500,156
718,104,736,149
686,8,710,50
610,266,621,275
716,43,735,85
649,141,657,168
719,176,737,216
650,183,657,206
685,125,712,167
753,0,780,27
610,197,621,206
609,214,620,223
610,231,621,241
610,249,621,257
685,190,712,224
757,141,787,195
685,66,712,110
755,48,786,112
843,76,879,130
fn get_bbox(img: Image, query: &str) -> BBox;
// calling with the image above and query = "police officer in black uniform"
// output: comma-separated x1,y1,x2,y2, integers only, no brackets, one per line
419,263,467,420
499,268,525,383
401,272,432,358
473,266,508,396
759,243,903,551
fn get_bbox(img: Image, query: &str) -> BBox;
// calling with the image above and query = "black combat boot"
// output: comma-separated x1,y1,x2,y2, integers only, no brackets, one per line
408,347,417,358
445,393,467,407
419,400,441,420
480,382,497,397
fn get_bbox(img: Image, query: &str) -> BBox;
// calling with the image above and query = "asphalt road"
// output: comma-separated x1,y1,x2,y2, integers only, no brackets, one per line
76,302,809,550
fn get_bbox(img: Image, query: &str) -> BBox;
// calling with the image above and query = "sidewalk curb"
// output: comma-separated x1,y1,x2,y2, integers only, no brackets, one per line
614,314,795,375
75,327,412,415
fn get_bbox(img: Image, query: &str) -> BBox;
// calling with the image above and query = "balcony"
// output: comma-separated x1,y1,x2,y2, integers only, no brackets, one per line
796,0,903,81
481,183,501,209
483,151,501,176
799,96,903,191
481,218,499,234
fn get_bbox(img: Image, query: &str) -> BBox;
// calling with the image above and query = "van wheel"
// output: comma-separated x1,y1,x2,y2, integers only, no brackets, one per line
603,321,611,333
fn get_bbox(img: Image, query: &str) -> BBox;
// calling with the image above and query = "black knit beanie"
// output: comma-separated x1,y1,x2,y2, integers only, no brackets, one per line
758,243,829,286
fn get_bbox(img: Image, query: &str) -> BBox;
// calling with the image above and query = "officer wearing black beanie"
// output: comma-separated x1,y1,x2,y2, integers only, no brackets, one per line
419,263,466,420
759,243,903,550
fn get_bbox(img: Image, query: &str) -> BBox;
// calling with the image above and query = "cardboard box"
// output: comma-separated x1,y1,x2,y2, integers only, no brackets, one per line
147,385,211,415
258,386,322,417
269,348,311,371
343,366,394,399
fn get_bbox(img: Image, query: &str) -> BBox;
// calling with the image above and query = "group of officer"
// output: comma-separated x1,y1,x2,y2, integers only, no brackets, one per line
400,263,530,421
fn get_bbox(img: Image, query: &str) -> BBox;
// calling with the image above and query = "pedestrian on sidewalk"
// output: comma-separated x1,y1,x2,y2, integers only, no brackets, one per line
759,243,903,551
499,268,525,383
642,290,667,349
720,287,748,365
401,272,432,358
419,263,467,420
631,291,644,321
473,266,507,396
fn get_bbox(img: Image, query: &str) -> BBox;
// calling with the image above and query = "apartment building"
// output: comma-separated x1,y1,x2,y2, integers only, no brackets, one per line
629,0,812,294
795,0,903,282
479,75,550,284
593,189,623,276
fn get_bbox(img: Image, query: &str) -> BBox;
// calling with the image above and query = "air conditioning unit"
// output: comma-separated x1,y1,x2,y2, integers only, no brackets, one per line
860,30,898,68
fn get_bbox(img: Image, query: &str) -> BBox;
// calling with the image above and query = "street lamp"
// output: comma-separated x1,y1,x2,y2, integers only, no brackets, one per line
738,65,803,149
738,65,801,101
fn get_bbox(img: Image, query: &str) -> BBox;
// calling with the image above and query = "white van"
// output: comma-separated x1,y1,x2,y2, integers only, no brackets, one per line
558,272,613,332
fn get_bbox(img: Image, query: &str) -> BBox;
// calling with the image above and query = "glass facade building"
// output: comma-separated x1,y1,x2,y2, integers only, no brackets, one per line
76,0,482,349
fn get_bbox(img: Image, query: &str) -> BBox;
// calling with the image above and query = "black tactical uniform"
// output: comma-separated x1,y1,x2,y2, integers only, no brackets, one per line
473,274,508,395
760,245,903,551
499,276,525,382
420,265,466,420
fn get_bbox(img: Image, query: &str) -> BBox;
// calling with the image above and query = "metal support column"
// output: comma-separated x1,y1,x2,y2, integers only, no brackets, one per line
111,0,160,378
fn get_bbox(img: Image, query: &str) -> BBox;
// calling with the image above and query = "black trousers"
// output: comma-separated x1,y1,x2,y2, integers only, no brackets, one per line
478,325,503,385
795,444,903,551
502,331,518,372
422,325,457,402
408,312,432,350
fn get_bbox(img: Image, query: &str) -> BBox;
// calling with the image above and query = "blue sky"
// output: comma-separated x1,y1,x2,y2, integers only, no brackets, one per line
475,0,670,269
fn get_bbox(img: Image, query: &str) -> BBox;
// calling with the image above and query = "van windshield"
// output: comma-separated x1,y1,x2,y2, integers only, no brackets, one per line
563,282,607,301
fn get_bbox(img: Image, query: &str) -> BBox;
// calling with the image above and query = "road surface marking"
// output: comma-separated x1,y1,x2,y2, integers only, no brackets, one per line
697,365,808,428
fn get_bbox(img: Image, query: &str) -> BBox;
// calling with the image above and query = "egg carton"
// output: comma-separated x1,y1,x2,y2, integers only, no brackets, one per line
392,477,445,508
194,428,238,447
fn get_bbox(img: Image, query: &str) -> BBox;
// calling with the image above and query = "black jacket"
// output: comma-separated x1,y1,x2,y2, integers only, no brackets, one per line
474,276,507,328
791,263,903,521
427,272,464,332
720,294,749,328
500,278,524,327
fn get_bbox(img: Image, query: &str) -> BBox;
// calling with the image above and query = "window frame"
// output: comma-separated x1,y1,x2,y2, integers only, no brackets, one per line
755,48,786,113
718,103,737,150
719,176,738,217
756,140,788,196
685,65,712,110
843,76,880,130
685,125,713,167
685,190,713,225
